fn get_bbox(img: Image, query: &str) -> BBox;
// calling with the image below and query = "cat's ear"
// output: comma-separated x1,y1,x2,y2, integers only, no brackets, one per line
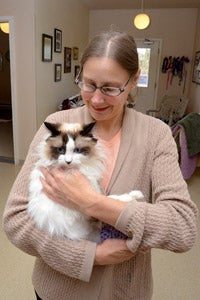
81,122,96,136
44,122,60,136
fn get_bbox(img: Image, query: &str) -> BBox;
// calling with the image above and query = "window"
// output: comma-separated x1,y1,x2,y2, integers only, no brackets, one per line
137,47,151,87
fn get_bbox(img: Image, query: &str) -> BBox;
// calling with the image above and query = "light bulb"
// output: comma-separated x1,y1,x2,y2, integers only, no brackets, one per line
0,23,9,34
134,13,150,30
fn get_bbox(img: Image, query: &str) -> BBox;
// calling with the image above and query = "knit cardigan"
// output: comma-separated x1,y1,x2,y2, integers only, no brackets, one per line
3,106,198,300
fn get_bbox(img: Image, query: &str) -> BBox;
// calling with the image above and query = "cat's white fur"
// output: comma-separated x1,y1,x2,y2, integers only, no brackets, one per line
28,122,143,243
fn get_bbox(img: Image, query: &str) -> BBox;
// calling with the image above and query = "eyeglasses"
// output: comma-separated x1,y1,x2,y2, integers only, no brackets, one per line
75,74,133,97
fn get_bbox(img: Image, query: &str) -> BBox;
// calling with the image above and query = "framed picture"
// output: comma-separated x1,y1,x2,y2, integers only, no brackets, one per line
42,34,53,62
54,28,62,53
54,64,62,82
74,65,81,80
64,47,72,73
192,51,200,85
73,47,79,60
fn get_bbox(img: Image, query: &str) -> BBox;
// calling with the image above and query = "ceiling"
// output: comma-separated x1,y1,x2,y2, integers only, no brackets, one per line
80,0,200,10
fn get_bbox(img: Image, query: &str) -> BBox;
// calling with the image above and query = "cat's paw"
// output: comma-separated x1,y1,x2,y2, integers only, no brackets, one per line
129,190,144,201
108,190,144,202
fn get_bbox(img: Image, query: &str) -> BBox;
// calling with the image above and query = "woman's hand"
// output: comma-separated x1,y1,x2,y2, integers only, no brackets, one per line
94,239,136,265
40,166,98,213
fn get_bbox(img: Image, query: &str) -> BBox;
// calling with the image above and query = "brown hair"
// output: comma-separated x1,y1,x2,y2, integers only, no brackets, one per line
80,30,139,77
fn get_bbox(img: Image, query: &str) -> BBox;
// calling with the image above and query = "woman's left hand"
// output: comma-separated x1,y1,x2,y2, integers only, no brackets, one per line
40,166,98,213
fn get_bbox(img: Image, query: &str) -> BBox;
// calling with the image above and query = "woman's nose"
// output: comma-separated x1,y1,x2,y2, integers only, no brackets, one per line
90,89,105,103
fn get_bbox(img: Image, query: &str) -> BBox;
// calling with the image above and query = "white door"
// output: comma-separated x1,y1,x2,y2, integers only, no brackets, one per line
133,39,161,114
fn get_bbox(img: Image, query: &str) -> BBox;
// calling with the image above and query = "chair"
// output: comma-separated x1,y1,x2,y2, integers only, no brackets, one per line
172,113,200,179
146,95,189,126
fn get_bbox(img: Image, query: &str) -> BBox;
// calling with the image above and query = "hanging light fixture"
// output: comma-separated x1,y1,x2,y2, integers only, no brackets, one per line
0,22,9,34
134,0,150,30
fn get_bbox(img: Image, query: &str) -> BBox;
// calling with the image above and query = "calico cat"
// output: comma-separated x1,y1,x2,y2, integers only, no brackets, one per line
28,122,143,243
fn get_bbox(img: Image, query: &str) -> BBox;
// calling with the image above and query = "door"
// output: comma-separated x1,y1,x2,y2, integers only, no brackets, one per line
134,39,161,114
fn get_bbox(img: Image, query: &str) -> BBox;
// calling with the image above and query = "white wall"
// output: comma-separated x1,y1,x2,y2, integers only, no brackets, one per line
0,0,36,162
89,8,198,107
189,8,200,113
35,0,89,127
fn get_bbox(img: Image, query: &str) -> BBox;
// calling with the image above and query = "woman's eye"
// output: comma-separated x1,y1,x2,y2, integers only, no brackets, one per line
74,147,82,153
104,87,115,92
57,147,65,154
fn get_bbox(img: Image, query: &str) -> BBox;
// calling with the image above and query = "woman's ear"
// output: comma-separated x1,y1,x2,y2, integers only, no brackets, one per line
130,69,141,89
133,69,141,86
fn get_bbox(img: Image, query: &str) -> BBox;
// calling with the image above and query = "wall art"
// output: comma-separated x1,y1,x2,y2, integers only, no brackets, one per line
55,63,62,82
192,51,200,85
64,47,71,73
42,34,53,62
54,28,62,53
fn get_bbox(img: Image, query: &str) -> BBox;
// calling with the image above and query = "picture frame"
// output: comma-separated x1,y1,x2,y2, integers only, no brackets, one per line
73,47,79,60
54,28,62,53
42,34,53,62
192,50,200,85
64,47,72,73
74,65,81,80
54,64,62,82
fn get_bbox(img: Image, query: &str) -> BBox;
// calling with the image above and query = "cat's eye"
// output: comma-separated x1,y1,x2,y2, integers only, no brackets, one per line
74,147,90,155
57,146,65,154
74,147,82,154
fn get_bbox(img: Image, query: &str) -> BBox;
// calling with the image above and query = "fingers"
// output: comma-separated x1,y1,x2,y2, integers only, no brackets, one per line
40,166,64,188
40,167,63,201
39,166,80,208
95,238,136,265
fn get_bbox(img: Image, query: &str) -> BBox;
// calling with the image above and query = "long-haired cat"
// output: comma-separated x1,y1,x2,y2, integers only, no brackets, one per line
28,122,143,243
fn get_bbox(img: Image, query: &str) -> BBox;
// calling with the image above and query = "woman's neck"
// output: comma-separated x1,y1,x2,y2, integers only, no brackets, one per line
95,117,123,141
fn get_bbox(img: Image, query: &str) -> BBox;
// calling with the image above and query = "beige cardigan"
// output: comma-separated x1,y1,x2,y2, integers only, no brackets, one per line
3,106,198,300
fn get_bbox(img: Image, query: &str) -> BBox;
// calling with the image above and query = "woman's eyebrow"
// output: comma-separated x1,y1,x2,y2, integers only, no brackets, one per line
82,76,122,86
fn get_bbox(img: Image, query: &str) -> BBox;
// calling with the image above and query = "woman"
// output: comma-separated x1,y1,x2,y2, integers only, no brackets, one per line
3,31,198,300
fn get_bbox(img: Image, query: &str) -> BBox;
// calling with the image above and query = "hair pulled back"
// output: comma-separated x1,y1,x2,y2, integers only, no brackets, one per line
81,31,139,77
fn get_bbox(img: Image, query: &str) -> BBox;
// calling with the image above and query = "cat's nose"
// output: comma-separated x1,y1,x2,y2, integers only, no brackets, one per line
65,154,72,164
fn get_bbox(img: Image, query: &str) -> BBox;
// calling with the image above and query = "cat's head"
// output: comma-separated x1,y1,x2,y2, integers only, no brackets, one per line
43,121,98,167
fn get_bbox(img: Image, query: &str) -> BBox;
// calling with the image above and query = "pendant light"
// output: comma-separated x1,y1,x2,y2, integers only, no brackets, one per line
134,0,150,30
0,22,9,34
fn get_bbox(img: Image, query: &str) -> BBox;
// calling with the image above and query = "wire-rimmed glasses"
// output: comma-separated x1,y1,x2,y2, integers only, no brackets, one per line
75,74,133,97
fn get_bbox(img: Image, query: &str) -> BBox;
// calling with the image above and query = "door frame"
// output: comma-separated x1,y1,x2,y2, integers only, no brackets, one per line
0,16,18,164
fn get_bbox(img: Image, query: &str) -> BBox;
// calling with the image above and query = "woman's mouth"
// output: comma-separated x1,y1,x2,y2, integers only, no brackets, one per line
92,106,109,112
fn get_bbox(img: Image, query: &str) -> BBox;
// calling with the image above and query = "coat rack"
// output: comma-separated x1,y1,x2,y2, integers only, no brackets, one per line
161,56,190,93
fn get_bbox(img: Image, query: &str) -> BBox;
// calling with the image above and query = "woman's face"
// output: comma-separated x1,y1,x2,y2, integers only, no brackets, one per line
80,57,139,123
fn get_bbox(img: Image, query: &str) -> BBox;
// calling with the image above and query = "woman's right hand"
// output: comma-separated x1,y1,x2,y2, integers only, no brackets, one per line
94,238,136,265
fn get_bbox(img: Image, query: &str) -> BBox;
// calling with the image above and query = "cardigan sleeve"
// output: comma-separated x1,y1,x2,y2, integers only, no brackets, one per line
3,111,96,282
115,122,198,253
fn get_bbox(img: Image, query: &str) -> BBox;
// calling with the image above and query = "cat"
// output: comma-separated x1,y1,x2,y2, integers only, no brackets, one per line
28,121,143,243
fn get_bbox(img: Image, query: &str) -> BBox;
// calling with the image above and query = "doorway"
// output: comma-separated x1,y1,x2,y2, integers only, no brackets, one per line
0,17,16,163
134,39,161,114
0,21,14,163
